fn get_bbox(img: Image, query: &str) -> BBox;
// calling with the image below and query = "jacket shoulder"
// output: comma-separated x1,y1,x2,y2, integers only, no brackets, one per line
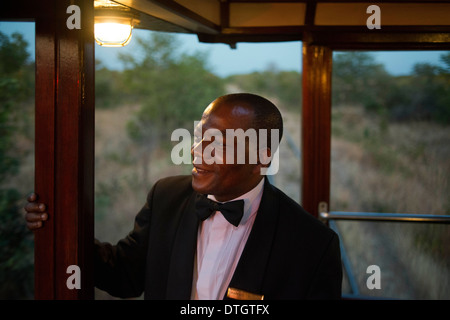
153,175,192,190
151,175,193,199
264,184,342,299
270,184,336,240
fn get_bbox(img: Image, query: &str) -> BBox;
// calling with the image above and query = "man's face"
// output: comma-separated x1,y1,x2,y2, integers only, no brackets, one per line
191,100,263,202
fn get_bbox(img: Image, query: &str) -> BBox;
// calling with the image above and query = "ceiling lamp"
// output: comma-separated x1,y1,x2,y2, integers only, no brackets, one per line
94,1,140,47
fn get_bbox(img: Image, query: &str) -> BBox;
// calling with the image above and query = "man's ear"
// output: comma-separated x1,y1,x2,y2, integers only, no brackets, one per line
257,147,272,169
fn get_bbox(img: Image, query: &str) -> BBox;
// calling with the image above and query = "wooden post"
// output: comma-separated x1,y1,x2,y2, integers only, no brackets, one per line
34,0,94,299
301,42,332,218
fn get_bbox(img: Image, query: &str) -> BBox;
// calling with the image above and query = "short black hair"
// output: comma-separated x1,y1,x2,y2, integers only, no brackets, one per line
214,93,283,150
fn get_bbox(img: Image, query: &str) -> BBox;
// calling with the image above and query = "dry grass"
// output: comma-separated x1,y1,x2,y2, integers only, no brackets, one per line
5,96,448,299
331,106,450,215
4,99,447,300
93,103,449,299
330,105,450,299
94,104,190,244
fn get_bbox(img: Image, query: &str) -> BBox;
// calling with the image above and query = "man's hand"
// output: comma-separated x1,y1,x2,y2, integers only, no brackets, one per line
24,192,48,230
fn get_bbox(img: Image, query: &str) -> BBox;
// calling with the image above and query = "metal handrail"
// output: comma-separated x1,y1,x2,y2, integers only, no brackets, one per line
327,220,360,297
323,211,450,299
320,211,450,224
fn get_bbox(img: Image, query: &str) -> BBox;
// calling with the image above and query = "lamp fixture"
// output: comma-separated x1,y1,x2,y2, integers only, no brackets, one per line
94,1,140,47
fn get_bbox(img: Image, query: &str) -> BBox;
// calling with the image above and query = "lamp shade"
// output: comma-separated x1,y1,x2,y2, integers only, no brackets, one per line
94,21,133,47
94,7,139,47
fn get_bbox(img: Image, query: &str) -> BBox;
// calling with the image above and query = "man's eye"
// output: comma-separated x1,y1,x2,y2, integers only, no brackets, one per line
211,139,223,148
193,134,202,145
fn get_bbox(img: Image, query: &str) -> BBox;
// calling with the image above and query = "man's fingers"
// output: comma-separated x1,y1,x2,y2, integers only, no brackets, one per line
27,220,43,230
27,192,38,203
25,212,48,231
25,192,45,213
26,212,48,222
24,201,46,213
25,192,47,230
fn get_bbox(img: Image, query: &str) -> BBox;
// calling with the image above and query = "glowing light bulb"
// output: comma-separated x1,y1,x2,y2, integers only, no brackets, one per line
94,22,133,47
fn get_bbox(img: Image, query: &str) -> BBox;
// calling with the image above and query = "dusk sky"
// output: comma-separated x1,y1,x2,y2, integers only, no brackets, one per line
1,21,448,77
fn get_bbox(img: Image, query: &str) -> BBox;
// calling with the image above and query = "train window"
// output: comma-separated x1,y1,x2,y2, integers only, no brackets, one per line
0,21,35,299
94,30,302,299
330,50,450,299
335,220,449,299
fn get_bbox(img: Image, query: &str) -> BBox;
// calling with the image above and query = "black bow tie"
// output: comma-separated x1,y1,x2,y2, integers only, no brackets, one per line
195,194,244,227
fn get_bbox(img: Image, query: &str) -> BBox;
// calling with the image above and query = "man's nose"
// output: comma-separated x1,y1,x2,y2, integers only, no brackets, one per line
192,139,203,164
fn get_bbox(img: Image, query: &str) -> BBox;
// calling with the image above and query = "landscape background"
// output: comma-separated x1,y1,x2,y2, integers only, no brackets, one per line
0,29,449,299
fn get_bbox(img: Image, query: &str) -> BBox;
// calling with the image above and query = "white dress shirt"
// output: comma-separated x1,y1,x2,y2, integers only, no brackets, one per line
191,178,265,300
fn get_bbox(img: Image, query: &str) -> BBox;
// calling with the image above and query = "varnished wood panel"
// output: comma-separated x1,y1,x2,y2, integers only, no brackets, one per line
33,0,95,300
301,42,332,218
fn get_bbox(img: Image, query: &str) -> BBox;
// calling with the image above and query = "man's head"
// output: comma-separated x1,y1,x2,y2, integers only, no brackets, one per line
191,93,283,201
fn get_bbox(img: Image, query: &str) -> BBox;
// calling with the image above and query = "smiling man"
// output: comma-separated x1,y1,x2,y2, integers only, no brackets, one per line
25,93,342,300
191,93,277,201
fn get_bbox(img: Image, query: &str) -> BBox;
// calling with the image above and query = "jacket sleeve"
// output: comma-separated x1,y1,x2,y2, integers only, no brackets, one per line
306,232,343,299
93,184,156,298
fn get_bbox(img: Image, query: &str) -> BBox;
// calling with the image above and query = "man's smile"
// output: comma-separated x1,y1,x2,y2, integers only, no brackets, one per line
192,165,213,175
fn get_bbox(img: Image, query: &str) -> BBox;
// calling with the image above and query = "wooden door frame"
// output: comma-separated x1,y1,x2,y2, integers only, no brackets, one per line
34,0,95,300
3,0,450,299
301,41,332,218
3,0,95,299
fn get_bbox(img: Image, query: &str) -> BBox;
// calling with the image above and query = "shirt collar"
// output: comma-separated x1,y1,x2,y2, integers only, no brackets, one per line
208,178,265,225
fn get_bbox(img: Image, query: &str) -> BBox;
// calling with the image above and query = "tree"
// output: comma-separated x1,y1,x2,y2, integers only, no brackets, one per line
95,59,125,109
331,51,450,125
225,64,302,111
0,31,34,299
332,52,392,111
119,32,225,185
389,53,450,124
435,52,450,124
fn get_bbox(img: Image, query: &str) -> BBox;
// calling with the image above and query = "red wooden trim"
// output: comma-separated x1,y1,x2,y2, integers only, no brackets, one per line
35,13,57,300
119,0,220,34
78,17,95,300
34,0,95,300
301,42,332,218
220,1,230,28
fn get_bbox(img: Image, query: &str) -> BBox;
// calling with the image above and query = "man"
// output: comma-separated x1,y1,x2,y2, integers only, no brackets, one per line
25,93,342,299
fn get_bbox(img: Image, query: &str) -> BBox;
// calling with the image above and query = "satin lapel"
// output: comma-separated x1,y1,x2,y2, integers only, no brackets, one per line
226,179,279,299
166,191,200,299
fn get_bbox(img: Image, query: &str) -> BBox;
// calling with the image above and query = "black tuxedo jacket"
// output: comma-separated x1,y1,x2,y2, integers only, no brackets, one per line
94,175,342,299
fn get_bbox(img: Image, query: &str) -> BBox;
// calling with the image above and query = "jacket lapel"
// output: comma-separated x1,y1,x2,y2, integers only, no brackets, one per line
165,191,199,299
164,179,279,300
225,179,279,299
